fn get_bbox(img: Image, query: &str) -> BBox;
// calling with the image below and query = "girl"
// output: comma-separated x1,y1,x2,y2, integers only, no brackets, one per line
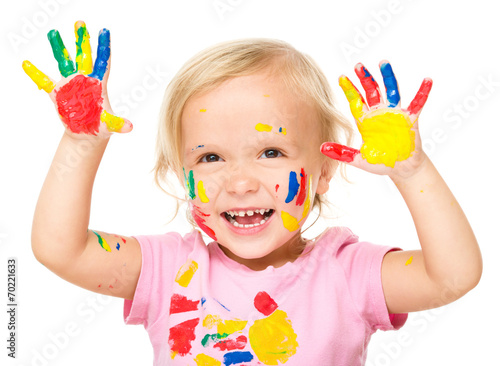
25,21,482,365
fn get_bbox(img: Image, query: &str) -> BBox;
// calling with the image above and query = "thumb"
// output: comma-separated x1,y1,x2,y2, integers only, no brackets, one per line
100,109,133,133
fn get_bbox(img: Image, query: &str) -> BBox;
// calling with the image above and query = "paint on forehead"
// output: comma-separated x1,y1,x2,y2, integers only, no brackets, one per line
295,168,307,206
255,123,273,132
358,109,414,167
278,127,287,135
191,145,205,151
285,171,300,203
263,94,270,97
199,109,207,112
55,74,103,135
183,168,196,200
197,180,209,203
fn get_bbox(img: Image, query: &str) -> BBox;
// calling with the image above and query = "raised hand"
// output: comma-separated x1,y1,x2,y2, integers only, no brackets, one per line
22,21,132,139
321,61,432,177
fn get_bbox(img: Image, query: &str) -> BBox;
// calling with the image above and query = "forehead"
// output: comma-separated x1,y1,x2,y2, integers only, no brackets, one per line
181,72,321,151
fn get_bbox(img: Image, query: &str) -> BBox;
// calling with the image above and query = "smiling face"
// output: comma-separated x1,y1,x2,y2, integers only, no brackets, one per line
180,70,330,270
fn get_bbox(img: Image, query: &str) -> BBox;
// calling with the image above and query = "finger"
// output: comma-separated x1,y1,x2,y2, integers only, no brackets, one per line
89,29,111,81
100,110,133,133
379,61,400,107
22,60,56,93
74,21,93,75
320,142,360,163
47,29,76,77
406,78,433,118
354,63,383,107
339,75,367,120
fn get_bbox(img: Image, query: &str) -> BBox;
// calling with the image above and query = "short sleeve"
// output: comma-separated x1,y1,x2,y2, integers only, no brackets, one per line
123,231,195,328
336,234,408,332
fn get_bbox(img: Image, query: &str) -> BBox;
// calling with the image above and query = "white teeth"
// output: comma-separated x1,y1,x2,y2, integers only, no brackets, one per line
226,211,273,228
265,209,270,212
246,210,254,216
258,209,265,215
238,211,245,217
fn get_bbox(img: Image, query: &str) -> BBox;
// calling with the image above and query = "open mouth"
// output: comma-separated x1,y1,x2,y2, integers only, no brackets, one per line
222,208,275,228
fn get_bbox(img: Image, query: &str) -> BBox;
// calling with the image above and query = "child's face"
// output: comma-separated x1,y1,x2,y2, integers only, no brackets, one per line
181,70,330,268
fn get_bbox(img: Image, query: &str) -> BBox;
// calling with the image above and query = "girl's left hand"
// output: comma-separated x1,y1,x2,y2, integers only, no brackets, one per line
321,61,432,180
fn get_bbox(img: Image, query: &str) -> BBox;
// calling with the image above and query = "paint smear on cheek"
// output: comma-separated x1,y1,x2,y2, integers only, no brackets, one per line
192,205,217,240
295,168,307,206
285,171,300,203
183,168,196,200
197,180,209,203
358,109,415,167
55,74,103,135
281,175,313,232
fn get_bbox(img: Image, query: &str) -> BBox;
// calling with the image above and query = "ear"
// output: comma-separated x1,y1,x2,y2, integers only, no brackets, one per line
316,160,335,195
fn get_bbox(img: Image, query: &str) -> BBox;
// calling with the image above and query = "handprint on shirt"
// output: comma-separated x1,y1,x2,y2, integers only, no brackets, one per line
322,61,432,173
22,21,132,137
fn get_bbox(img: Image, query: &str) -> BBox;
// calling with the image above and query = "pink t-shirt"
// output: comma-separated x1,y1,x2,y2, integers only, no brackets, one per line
124,227,407,365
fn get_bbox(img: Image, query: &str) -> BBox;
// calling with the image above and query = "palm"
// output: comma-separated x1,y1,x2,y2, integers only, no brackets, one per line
22,21,132,139
322,61,432,178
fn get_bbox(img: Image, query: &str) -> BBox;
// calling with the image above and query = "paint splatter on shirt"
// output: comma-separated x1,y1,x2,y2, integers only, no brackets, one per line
124,228,407,365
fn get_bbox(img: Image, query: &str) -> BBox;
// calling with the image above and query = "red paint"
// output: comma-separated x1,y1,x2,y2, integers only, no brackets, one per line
275,184,279,192
355,64,381,107
254,291,278,316
321,142,359,163
169,294,200,314
192,205,217,241
214,335,247,351
168,318,200,356
407,78,433,116
295,168,307,206
55,74,103,135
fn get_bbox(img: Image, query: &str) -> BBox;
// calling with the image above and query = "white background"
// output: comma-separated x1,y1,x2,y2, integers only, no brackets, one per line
1,0,499,365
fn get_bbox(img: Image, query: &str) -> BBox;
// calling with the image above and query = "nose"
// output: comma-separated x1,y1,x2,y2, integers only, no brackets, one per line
224,163,260,196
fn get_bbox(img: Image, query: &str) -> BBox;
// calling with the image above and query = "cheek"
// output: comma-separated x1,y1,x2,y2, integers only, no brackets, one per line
282,168,309,207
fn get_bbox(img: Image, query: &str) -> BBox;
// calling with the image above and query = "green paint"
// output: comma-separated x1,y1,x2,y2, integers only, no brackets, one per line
183,167,196,200
92,230,111,252
201,333,230,347
75,25,87,72
47,29,75,77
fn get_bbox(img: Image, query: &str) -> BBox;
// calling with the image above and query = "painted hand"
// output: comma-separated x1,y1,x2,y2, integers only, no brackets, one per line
321,61,432,177
22,21,132,138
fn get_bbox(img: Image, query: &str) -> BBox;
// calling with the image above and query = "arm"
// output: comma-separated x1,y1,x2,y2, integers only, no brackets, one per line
27,21,141,300
321,61,482,313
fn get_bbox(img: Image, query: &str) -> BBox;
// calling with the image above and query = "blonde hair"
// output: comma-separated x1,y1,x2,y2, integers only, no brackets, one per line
153,38,354,226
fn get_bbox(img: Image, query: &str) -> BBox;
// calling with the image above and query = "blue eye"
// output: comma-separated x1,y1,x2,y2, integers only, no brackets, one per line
260,149,283,159
200,153,222,163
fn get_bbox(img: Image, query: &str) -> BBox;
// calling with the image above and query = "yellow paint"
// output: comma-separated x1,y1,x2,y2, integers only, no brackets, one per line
100,110,125,132
263,94,270,97
405,256,413,266
202,314,247,335
280,128,287,135
74,21,93,74
170,351,178,359
200,109,207,112
22,61,55,93
339,76,364,120
358,109,415,168
255,123,273,132
174,259,198,287
281,211,300,232
281,175,313,232
249,310,298,364
197,180,209,203
195,354,221,366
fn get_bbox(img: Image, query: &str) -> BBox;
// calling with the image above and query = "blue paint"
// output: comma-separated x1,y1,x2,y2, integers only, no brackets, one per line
89,29,110,81
116,242,120,250
285,171,300,203
191,145,205,151
223,351,253,365
215,298,230,311
380,63,400,107
201,297,206,306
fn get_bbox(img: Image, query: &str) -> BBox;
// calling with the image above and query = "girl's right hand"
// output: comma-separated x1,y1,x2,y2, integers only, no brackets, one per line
22,20,132,140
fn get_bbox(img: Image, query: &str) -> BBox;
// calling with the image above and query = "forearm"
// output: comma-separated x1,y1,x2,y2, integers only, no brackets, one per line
391,156,482,290
31,132,109,266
